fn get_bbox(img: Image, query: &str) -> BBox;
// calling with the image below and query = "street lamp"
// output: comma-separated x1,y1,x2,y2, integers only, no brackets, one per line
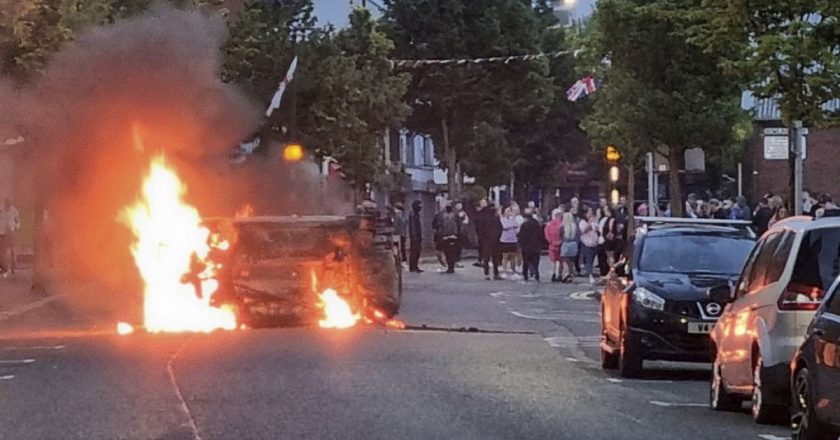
283,143,304,162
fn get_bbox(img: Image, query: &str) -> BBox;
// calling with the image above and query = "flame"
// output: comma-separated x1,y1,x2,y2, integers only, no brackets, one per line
117,322,135,335
317,289,360,329
123,155,237,333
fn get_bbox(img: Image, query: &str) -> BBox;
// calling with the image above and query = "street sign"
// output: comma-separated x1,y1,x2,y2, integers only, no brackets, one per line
763,136,789,160
763,127,789,136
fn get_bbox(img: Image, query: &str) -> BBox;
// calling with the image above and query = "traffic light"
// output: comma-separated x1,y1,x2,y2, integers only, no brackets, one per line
283,143,304,162
605,145,621,163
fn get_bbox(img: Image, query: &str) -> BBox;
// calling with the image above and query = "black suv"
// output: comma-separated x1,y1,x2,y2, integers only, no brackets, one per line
790,277,840,440
601,219,755,377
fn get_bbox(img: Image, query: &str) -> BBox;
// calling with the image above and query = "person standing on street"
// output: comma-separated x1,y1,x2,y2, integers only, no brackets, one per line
559,212,580,283
475,199,503,280
1,199,20,277
454,202,470,267
545,208,564,282
518,209,543,282
408,200,423,273
439,205,461,274
579,206,599,285
499,207,520,279
753,196,773,235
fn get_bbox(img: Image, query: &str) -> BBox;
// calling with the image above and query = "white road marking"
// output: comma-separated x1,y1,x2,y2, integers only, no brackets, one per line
607,378,674,384
543,336,600,348
489,291,508,298
0,296,61,322
649,400,707,408
0,359,35,365
167,338,202,440
565,357,581,363
0,375,14,380
498,301,507,304
510,310,599,322
570,290,597,300
758,435,789,440
0,345,65,352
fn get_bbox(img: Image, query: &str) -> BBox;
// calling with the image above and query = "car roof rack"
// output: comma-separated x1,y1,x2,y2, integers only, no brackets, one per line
634,216,756,238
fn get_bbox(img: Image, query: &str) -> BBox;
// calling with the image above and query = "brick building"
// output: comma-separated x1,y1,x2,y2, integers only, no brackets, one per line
742,94,840,203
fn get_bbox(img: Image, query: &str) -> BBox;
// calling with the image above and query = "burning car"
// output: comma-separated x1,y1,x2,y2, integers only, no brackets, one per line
205,214,402,327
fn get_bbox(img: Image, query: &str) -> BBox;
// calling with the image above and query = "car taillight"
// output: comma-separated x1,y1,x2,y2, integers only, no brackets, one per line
777,282,825,311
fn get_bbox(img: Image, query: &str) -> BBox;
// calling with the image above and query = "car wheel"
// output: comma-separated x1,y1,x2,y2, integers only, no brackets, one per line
710,356,741,412
792,367,839,440
601,307,619,370
619,327,643,378
752,356,788,425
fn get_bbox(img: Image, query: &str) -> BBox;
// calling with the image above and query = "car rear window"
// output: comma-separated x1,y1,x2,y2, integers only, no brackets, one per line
235,223,343,259
639,233,754,275
791,228,840,291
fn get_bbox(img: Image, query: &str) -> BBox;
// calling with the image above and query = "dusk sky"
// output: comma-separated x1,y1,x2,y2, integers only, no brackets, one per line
313,0,597,28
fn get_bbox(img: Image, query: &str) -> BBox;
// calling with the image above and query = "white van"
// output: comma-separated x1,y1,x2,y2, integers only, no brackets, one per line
709,217,840,424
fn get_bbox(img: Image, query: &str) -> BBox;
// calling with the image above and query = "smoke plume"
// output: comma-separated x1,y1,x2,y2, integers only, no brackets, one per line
2,6,351,319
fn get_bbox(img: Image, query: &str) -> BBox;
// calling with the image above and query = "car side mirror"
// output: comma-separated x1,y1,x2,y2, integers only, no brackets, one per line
707,284,734,304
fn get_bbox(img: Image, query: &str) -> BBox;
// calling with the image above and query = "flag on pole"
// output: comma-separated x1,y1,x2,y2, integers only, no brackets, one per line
265,56,299,117
566,76,598,102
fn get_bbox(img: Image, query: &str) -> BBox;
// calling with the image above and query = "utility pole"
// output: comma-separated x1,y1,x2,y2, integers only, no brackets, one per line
793,120,805,215
646,152,655,216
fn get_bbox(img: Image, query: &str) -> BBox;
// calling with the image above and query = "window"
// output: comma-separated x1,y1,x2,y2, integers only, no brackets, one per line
825,281,840,315
791,228,840,292
736,233,779,297
763,231,795,286
638,233,754,275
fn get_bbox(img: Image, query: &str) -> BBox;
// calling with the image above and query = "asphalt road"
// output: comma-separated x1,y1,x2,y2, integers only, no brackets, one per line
0,263,790,440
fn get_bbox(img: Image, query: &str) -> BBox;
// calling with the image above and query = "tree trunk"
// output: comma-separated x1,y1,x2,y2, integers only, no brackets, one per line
668,146,683,217
442,117,460,202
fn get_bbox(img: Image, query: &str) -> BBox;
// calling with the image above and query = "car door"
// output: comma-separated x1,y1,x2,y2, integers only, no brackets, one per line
720,232,784,389
810,279,840,424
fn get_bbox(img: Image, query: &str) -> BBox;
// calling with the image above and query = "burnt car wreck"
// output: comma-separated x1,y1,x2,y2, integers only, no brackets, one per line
204,214,402,327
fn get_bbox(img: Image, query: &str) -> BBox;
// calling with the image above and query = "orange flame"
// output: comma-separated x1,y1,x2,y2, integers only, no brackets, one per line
117,322,135,335
123,155,236,333
317,289,360,329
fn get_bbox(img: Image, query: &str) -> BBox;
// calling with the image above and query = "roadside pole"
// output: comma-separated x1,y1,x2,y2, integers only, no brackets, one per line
646,152,655,216
737,162,743,197
793,120,804,215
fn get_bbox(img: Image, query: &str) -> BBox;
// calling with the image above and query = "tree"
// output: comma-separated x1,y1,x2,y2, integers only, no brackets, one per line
689,0,840,206
582,0,743,216
383,0,554,201
224,4,410,189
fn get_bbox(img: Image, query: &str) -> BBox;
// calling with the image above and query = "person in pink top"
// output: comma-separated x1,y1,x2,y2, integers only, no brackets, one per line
544,207,564,282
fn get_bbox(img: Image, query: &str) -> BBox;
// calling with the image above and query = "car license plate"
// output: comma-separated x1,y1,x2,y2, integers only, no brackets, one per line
688,322,715,334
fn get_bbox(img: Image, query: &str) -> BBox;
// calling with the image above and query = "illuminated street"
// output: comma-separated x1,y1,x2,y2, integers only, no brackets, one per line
0,264,788,440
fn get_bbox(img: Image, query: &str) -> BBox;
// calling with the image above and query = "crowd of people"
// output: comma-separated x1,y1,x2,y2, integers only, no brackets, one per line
383,188,840,284
387,196,631,285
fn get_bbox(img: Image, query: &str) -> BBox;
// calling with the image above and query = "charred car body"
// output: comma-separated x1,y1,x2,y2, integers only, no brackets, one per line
204,214,402,327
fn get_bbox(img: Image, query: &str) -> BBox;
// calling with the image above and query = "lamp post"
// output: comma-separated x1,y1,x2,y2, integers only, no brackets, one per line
606,145,622,205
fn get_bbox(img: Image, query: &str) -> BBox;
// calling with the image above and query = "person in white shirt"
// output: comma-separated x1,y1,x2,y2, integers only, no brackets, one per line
1,199,21,276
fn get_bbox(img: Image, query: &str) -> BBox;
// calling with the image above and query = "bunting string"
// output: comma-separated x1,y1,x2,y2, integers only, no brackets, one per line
390,50,577,69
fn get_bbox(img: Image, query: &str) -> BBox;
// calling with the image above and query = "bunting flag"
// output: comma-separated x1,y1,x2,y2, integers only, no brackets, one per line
265,56,298,117
566,76,598,102
390,50,573,69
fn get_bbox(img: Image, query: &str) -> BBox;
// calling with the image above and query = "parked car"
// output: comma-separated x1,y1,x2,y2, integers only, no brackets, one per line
709,217,840,425
790,277,840,440
600,217,755,378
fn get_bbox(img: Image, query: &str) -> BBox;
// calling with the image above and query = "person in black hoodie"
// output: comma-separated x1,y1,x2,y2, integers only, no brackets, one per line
752,196,773,236
518,209,544,282
408,200,424,273
474,199,503,280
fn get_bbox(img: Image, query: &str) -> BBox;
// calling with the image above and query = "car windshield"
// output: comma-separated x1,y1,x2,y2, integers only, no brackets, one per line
639,233,755,275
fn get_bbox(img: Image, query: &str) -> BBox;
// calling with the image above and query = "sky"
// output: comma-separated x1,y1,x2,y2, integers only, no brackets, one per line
313,0,597,28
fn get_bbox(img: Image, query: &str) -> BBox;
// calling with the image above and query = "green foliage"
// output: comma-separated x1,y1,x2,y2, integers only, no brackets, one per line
223,4,411,189
582,0,744,214
689,0,840,126
383,0,585,197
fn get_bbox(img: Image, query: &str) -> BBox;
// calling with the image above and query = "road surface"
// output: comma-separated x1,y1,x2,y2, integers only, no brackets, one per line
0,264,789,439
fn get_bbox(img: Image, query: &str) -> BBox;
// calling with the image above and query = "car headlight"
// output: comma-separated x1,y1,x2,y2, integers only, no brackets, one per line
633,287,665,311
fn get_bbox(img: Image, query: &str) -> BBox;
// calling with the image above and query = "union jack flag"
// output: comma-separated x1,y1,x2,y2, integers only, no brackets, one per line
566,76,598,102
